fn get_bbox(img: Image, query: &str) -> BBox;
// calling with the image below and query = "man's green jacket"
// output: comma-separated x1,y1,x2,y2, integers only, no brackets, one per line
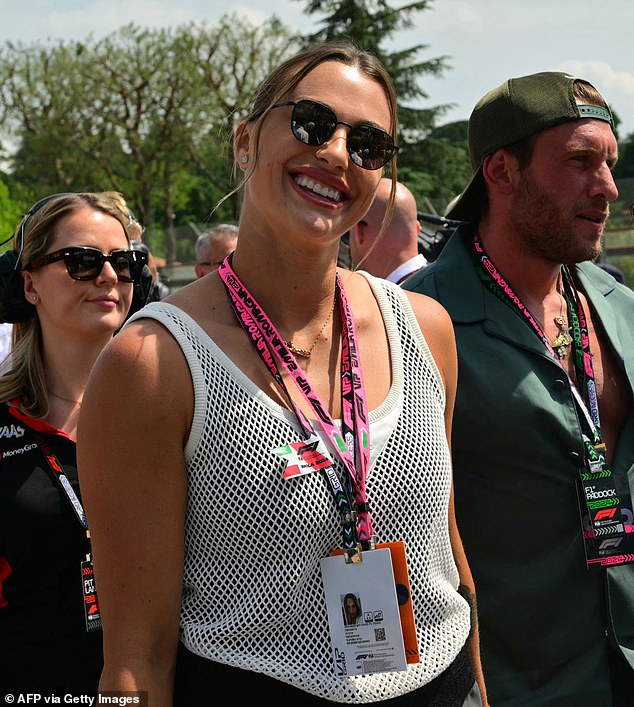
404,224,634,707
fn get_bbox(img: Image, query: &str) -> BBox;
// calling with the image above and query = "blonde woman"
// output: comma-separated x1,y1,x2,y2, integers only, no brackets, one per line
0,192,146,693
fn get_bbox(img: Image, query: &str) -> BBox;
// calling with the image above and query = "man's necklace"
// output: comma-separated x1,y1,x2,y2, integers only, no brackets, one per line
285,297,336,359
552,313,573,360
550,272,573,360
524,272,572,360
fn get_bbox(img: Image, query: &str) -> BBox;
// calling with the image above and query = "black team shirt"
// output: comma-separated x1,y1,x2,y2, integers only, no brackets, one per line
0,403,102,693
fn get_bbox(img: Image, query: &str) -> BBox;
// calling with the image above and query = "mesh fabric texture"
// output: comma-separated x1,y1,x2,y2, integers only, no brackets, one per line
130,273,470,702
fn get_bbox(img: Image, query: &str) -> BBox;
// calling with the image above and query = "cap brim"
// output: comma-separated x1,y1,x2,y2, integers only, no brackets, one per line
445,167,486,222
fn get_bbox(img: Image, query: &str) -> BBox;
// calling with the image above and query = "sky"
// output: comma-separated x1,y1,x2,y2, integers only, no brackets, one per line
1,0,634,138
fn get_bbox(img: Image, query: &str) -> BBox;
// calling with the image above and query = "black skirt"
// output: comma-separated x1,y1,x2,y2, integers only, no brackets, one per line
174,640,476,706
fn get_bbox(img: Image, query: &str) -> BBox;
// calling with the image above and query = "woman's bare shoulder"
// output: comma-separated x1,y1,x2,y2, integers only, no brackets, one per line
345,270,453,335
86,310,191,421
402,289,453,333
100,315,180,369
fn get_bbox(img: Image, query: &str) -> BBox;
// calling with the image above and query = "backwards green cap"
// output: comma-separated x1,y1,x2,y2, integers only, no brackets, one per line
447,71,614,222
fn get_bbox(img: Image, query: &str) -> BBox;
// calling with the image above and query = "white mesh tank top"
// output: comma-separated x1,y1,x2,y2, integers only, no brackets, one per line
130,273,470,702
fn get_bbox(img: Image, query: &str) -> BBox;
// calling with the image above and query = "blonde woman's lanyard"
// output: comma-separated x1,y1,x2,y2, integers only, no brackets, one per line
218,257,373,562
29,428,103,631
471,233,634,568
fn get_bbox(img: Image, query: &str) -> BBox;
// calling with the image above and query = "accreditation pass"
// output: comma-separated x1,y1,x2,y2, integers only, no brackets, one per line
320,548,407,676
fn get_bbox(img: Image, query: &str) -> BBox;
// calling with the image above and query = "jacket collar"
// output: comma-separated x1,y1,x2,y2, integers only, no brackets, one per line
432,224,544,356
433,223,630,364
576,260,634,386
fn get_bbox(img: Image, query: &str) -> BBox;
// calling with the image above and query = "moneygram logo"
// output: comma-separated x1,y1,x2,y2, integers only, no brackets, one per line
1,442,37,460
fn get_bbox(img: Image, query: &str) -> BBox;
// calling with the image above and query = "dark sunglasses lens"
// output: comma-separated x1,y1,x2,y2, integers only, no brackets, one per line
65,250,102,280
110,251,135,282
292,100,337,146
348,125,395,170
65,249,136,282
290,100,395,170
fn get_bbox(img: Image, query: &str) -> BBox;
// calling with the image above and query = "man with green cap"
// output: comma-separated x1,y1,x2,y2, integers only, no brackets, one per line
404,72,634,706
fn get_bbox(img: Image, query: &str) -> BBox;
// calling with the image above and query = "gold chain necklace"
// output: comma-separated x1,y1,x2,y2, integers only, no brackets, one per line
285,297,336,359
48,391,83,406
527,272,572,360
550,272,572,360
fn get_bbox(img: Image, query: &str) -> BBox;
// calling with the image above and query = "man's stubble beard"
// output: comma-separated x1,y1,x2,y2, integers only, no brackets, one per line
510,169,605,265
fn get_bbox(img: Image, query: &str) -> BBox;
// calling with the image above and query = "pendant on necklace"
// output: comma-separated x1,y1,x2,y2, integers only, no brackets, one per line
285,341,312,359
283,295,337,360
552,315,573,360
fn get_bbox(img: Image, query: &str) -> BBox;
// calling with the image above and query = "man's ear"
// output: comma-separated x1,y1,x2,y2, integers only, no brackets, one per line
482,149,519,196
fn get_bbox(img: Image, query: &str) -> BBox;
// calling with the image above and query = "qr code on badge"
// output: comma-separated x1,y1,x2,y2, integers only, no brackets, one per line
374,627,386,641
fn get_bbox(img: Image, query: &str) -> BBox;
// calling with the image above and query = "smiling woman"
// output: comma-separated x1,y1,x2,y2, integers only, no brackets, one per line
77,42,487,706
0,192,147,694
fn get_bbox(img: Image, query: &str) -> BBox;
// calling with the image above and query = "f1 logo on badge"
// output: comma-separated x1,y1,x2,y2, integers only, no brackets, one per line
594,508,618,521
599,537,623,551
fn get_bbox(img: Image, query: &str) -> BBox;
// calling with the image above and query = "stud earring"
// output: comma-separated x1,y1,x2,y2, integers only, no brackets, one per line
31,295,38,303
240,154,249,164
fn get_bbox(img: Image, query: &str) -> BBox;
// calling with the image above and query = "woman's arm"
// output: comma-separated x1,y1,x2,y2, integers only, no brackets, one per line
77,318,193,706
404,291,489,706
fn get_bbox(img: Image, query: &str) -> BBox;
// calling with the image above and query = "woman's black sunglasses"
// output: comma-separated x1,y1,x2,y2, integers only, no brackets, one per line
271,99,398,170
28,246,147,283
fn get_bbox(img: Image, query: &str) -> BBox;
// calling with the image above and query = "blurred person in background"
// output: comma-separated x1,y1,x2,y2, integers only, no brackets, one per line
348,177,425,283
194,224,238,278
0,192,146,694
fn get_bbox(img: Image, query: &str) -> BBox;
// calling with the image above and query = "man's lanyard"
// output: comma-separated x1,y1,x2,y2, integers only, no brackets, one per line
471,234,601,446
560,272,603,454
471,233,634,567
218,257,373,559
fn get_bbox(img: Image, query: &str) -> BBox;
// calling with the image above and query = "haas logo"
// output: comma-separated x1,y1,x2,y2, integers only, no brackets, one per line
0,424,25,440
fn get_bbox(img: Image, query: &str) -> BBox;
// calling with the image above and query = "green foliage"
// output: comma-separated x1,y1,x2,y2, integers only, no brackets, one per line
302,0,431,63
0,172,32,251
0,16,301,263
300,0,451,136
397,120,470,213
614,131,634,180
0,179,23,248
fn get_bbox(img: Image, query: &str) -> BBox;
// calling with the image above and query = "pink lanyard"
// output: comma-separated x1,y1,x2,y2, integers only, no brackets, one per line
218,257,374,555
472,233,601,445
472,233,634,568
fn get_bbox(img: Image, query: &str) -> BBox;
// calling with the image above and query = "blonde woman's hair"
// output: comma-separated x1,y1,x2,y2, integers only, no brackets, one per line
0,191,134,418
